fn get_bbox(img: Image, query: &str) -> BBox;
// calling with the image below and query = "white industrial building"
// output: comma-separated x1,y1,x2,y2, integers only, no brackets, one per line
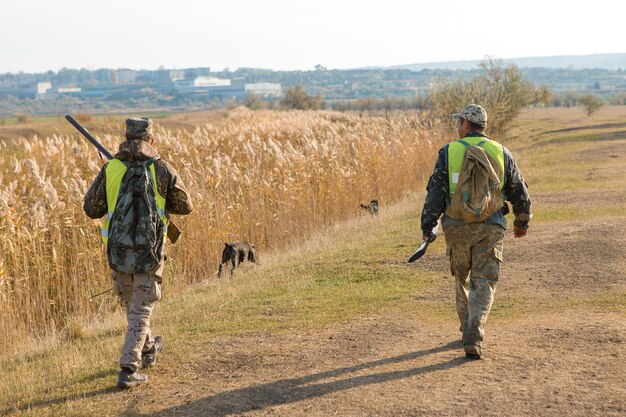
173,77,231,93
29,72,281,101
36,83,82,99
36,82,52,95
245,83,281,97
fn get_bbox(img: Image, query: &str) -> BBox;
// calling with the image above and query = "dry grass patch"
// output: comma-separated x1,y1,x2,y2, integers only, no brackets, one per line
0,110,449,355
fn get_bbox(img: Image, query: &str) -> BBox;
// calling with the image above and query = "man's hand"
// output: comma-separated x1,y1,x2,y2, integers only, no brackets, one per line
513,226,527,238
422,234,437,243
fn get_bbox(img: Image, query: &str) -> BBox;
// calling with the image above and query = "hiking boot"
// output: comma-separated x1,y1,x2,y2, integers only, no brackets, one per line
117,367,149,389
464,344,482,360
142,336,164,368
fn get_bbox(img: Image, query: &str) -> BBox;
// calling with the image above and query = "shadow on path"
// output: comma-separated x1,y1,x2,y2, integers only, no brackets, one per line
1,385,118,416
129,340,467,417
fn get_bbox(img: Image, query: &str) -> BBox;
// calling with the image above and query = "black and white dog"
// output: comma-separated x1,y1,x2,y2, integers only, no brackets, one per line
360,199,379,215
218,241,257,278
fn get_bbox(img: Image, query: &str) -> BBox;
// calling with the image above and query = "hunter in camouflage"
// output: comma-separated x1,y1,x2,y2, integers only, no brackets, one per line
84,117,193,388
420,104,532,359
83,132,193,218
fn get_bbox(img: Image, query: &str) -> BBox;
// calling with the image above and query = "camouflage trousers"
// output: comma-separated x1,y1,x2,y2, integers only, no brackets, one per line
112,264,163,372
444,223,504,347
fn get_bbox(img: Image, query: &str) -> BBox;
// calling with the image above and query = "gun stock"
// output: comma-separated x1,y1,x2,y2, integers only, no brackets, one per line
66,114,182,244
167,222,181,244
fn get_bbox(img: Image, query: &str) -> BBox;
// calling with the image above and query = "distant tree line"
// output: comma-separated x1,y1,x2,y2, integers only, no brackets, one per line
4,64,625,99
4,60,626,118
549,92,605,116
550,91,626,108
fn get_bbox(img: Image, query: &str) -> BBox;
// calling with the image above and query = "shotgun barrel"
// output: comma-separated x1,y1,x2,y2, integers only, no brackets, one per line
65,115,114,159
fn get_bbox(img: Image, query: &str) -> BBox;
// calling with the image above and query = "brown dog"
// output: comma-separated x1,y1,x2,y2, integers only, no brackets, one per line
218,241,257,279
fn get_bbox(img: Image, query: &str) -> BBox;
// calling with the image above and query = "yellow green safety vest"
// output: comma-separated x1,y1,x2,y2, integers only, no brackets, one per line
102,159,168,247
447,136,505,197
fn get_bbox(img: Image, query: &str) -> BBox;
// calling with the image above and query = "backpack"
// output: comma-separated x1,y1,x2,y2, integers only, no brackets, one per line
445,141,504,223
108,157,165,274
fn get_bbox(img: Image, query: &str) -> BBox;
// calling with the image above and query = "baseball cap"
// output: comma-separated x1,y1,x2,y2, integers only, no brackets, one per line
451,104,487,126
125,117,153,140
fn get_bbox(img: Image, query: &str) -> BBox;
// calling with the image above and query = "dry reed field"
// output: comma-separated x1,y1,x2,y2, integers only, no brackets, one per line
0,109,448,356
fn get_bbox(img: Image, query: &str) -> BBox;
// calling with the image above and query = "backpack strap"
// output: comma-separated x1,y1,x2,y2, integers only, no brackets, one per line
460,139,489,148
143,157,160,167
143,157,160,181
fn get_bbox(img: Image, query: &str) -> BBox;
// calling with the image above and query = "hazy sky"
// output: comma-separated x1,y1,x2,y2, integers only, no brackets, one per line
1,0,625,73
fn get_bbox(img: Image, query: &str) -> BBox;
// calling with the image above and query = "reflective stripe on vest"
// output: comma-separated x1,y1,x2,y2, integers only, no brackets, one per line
102,159,168,246
447,137,505,197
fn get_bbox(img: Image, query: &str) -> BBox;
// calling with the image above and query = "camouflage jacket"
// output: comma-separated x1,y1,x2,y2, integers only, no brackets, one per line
83,140,193,219
421,133,532,235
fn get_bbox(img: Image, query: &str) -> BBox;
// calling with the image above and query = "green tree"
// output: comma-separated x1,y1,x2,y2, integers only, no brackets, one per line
578,93,604,116
280,85,323,110
243,93,265,110
429,58,551,136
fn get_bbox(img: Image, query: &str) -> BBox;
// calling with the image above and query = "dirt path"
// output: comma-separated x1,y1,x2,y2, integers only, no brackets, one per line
10,217,624,417
119,314,624,416
97,135,626,416
85,220,624,416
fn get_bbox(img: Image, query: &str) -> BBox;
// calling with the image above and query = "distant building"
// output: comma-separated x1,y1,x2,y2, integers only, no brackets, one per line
157,69,185,83
36,84,82,99
245,83,281,97
35,82,52,99
117,69,137,84
204,85,247,99
36,82,52,95
57,87,81,93
11,69,282,103
173,77,232,94
171,78,281,99
194,77,231,87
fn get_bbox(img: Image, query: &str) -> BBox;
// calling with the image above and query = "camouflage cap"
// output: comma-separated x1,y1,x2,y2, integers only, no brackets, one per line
125,117,153,140
451,104,487,126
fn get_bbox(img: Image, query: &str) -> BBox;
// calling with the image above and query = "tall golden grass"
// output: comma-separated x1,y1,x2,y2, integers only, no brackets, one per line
0,109,449,355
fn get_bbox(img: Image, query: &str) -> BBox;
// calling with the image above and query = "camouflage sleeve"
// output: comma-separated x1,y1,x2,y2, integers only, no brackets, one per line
83,164,108,219
159,160,193,215
503,147,532,229
421,146,448,235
